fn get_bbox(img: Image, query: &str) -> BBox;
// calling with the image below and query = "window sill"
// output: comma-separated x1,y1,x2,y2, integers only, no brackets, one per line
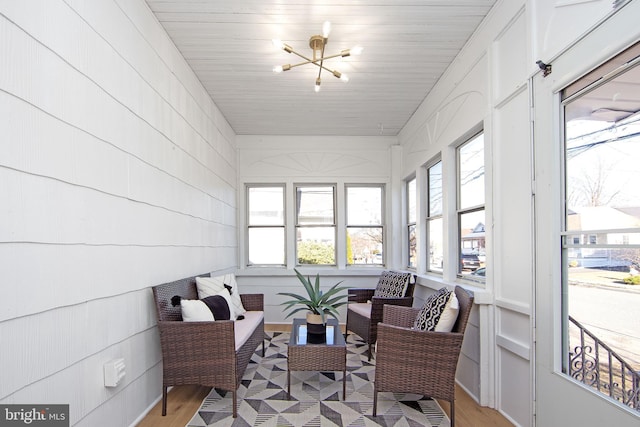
415,273,493,304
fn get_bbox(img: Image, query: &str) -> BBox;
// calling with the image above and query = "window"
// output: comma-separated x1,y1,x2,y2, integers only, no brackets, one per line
561,49,640,410
295,185,336,265
457,133,485,277
407,177,417,269
246,185,285,265
427,160,443,272
346,185,384,265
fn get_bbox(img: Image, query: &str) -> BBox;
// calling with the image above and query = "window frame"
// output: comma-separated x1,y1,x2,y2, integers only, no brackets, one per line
245,183,286,267
294,183,338,266
559,48,640,410
426,158,444,274
456,132,486,281
345,183,386,267
407,176,417,270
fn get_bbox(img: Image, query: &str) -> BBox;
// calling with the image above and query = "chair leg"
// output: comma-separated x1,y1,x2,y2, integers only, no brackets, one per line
232,391,237,418
262,338,265,357
372,385,378,416
161,386,167,416
368,343,373,361
450,398,455,427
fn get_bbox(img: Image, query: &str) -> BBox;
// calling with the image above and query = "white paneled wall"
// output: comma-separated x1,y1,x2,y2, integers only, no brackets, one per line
0,0,236,425
398,1,533,425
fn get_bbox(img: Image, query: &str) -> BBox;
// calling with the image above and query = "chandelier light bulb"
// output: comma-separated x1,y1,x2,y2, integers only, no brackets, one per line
351,45,364,56
340,73,349,82
272,39,284,49
315,77,321,92
322,21,331,38
273,65,283,73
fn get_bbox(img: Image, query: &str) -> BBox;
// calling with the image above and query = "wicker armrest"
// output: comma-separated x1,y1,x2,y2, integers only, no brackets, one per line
376,323,465,371
370,296,413,324
348,288,375,303
240,293,264,311
381,304,420,328
157,320,237,361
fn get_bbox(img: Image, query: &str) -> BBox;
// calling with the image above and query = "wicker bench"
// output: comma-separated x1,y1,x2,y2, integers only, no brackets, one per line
152,274,265,418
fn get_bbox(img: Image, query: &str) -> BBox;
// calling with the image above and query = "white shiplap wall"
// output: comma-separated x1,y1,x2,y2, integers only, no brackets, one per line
0,1,237,425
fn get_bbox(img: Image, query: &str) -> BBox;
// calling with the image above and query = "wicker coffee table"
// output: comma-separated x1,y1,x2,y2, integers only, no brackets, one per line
287,317,347,399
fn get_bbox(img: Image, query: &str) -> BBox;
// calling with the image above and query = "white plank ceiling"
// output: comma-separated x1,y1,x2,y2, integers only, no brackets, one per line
145,0,497,136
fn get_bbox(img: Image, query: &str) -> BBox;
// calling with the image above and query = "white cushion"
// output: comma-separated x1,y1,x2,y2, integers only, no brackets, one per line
348,302,372,319
234,311,264,351
197,274,247,318
180,299,214,322
434,292,459,332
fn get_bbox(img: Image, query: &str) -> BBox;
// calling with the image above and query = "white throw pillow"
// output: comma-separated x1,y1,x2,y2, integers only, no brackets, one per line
196,275,226,296
180,299,214,322
222,273,247,317
197,274,246,318
215,287,236,321
434,292,459,332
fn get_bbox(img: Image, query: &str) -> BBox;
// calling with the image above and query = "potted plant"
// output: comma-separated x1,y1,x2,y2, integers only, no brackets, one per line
278,269,349,339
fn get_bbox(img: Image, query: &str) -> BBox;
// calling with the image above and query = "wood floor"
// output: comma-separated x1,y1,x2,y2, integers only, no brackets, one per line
137,384,512,427
138,325,513,427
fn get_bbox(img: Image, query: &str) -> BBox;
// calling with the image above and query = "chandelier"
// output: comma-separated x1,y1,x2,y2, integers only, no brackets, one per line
272,21,363,92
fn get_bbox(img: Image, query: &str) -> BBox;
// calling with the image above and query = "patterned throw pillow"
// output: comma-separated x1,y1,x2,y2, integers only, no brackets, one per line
373,271,411,298
413,287,453,331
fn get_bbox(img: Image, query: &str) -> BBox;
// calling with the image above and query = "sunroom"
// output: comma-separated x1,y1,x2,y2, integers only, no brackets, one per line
2,1,640,426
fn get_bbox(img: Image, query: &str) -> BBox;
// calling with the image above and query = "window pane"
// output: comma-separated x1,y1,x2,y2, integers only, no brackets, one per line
459,134,485,209
459,210,485,275
408,224,417,268
249,186,284,225
297,227,336,265
248,228,285,265
347,186,382,225
428,218,443,272
562,60,640,410
407,178,416,223
296,186,335,225
347,227,383,265
428,162,443,217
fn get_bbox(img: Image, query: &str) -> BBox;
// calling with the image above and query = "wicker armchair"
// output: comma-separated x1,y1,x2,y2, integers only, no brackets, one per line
372,286,474,427
152,275,265,418
345,271,416,360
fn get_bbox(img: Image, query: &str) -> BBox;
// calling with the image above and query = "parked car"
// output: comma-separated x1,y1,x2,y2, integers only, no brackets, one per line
471,267,486,277
461,254,481,271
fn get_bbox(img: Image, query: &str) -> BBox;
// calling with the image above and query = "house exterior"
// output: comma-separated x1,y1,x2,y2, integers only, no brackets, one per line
1,1,639,426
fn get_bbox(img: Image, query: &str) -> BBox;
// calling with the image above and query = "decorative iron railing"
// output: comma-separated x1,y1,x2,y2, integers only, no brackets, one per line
569,315,640,411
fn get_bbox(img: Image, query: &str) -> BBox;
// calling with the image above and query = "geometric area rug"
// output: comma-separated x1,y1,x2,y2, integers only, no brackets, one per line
186,331,450,427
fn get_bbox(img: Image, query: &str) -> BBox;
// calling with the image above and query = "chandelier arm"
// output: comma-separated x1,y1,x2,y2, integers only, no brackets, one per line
288,49,315,64
285,59,340,76
315,52,344,61
308,62,341,75
317,40,326,80
287,59,316,69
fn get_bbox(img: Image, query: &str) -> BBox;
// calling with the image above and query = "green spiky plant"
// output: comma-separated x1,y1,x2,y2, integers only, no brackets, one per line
278,268,349,323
